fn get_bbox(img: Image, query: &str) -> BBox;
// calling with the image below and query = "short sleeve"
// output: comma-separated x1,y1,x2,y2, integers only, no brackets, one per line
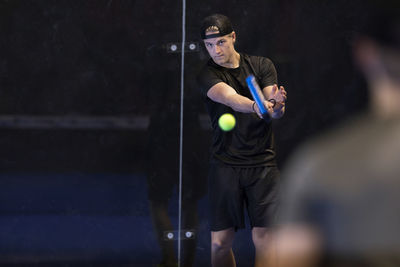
197,65,225,97
258,57,277,88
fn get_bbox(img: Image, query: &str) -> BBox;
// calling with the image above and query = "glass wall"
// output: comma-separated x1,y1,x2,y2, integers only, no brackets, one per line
0,0,371,266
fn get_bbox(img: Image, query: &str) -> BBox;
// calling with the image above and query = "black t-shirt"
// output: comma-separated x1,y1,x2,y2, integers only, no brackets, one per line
197,53,278,167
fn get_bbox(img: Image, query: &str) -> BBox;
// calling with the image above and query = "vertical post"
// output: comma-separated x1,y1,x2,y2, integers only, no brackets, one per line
178,0,186,266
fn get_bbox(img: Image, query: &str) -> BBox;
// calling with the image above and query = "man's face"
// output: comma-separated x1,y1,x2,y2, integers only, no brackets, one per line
203,31,236,66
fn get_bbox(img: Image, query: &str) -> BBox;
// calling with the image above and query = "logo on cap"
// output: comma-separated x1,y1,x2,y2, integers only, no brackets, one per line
200,14,234,39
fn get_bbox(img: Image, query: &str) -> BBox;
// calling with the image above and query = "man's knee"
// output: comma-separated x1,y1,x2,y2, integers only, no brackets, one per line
211,241,231,254
211,228,235,253
252,227,272,248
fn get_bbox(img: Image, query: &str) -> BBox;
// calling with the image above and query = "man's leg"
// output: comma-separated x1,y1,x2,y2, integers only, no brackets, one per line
211,228,236,267
252,227,276,267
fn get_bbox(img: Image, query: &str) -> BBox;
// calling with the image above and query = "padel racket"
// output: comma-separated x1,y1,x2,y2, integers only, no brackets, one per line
246,75,271,122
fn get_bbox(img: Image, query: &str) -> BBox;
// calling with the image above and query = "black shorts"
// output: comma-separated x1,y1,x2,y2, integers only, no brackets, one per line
208,163,280,231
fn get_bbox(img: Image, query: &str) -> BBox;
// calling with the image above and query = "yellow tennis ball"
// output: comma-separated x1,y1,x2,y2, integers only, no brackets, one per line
218,113,236,131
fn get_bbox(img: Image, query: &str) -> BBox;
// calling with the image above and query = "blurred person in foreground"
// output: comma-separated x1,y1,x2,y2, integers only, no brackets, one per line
274,3,400,267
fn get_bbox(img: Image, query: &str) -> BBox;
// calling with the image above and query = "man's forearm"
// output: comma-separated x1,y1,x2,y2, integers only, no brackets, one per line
223,94,255,113
207,82,256,114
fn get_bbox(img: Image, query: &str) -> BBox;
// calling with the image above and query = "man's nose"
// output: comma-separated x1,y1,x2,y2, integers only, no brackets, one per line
213,45,221,54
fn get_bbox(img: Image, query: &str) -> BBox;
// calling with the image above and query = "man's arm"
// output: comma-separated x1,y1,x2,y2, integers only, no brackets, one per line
207,82,255,113
206,80,287,119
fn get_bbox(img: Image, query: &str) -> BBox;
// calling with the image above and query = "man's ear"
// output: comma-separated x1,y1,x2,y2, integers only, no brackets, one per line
232,31,236,43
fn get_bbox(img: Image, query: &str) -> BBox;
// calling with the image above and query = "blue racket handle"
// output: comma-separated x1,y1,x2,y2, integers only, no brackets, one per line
246,75,271,122
262,112,271,122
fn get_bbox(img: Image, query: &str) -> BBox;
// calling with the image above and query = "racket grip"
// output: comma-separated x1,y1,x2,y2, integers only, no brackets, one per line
262,111,271,123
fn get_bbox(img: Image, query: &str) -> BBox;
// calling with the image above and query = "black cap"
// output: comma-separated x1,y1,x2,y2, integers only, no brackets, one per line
200,14,234,39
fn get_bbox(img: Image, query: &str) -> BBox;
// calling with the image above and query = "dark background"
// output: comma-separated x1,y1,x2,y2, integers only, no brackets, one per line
0,0,375,266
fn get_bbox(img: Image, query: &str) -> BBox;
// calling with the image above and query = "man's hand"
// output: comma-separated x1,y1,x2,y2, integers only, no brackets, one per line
254,101,275,119
253,84,288,119
264,84,287,119
269,84,287,105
